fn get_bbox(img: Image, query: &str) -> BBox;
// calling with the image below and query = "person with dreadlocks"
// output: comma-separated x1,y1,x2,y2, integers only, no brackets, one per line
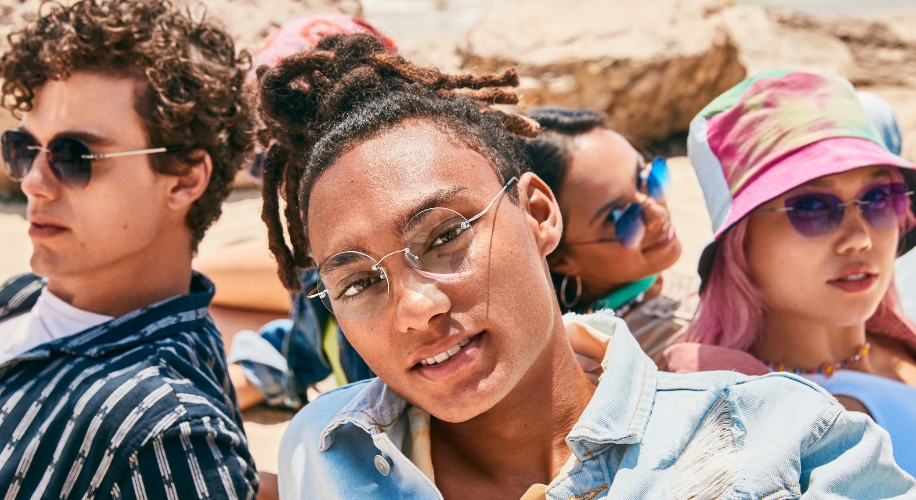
196,14,391,411
258,34,914,499
0,0,257,496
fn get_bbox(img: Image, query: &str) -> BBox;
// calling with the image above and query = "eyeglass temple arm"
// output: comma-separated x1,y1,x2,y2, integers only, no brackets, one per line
463,176,518,227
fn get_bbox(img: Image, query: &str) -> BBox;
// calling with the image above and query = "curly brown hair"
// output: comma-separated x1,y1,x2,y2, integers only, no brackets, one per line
1,0,252,249
255,33,540,291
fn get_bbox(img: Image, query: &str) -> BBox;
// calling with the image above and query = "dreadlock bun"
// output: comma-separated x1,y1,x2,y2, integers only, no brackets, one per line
256,33,538,290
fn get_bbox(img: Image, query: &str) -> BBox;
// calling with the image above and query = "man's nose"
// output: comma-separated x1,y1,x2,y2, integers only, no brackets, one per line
19,151,60,200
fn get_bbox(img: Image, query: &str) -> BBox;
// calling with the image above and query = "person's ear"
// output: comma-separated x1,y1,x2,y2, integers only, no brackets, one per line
546,248,580,277
166,150,212,211
518,172,563,258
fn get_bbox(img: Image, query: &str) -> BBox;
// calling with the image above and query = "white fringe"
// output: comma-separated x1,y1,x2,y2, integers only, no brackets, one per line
666,397,741,500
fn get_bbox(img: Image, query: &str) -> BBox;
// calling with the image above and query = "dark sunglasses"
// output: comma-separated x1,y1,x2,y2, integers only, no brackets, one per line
1,129,182,189
758,182,913,238
566,156,671,249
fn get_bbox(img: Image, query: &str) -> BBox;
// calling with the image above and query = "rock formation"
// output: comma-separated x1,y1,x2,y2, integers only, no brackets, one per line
459,0,747,145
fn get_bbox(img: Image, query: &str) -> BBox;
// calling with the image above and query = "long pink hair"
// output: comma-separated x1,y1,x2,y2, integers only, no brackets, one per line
687,171,914,351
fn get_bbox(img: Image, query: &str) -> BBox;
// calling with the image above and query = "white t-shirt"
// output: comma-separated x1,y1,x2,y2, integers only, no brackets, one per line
0,287,113,365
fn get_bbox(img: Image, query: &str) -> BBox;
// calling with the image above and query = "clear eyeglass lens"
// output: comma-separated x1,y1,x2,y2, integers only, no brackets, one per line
315,207,476,321
317,251,390,322
404,207,475,275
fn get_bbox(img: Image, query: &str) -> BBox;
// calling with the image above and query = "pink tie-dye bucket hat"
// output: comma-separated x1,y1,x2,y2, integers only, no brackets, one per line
689,69,916,282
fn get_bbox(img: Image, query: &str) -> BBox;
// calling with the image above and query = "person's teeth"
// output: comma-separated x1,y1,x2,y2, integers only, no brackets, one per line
841,273,868,281
421,337,474,367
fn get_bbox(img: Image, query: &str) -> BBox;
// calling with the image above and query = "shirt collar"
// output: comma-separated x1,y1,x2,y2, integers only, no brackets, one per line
0,272,215,359
319,311,658,461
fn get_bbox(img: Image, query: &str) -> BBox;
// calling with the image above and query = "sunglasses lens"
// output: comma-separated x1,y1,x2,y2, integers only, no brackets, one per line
48,137,92,189
615,203,646,249
647,156,670,201
785,193,843,238
861,183,908,231
1,130,38,180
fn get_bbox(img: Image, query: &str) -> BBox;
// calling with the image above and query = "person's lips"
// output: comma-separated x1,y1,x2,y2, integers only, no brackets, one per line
827,264,879,293
413,332,483,382
641,224,675,253
27,214,69,239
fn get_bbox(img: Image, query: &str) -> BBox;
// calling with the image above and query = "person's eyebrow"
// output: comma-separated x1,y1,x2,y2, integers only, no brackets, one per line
55,130,116,148
19,127,116,149
867,168,892,181
397,185,470,236
804,177,834,188
317,249,373,276
589,195,628,226
588,158,640,227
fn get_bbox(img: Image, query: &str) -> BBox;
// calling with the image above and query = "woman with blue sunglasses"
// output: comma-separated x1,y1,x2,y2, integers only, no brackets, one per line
525,107,697,364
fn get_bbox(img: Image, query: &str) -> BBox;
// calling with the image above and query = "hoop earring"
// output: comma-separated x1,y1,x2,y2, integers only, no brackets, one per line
560,274,582,309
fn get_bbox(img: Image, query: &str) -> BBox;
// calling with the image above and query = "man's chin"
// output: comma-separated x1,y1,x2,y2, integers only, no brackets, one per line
29,250,76,280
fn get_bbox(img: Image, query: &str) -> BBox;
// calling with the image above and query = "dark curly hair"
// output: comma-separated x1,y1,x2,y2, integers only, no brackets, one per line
255,33,540,291
1,0,252,249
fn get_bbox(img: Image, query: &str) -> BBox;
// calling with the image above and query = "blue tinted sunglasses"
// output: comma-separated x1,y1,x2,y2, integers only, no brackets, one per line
566,156,670,249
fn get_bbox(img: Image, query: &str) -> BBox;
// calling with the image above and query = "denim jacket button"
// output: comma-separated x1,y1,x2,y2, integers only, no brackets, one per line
374,455,392,476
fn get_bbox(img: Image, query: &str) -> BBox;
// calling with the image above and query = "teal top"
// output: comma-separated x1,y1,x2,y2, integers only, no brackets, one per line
587,275,658,314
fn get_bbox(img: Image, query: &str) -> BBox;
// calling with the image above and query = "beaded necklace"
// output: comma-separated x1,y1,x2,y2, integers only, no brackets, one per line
764,343,871,377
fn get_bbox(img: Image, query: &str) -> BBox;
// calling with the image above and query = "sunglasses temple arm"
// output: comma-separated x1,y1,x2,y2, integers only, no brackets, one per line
83,145,184,160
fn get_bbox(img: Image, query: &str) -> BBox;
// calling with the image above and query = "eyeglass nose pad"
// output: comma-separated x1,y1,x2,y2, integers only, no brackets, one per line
404,247,422,269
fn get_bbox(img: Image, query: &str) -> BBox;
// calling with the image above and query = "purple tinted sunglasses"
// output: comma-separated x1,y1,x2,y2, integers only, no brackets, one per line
758,182,913,238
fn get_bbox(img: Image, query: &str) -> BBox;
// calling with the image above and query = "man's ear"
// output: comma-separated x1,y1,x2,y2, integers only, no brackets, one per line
518,172,563,258
167,150,212,211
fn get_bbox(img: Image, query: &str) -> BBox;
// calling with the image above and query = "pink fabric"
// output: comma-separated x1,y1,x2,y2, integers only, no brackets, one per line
664,342,770,376
715,137,913,239
248,14,397,79
704,72,885,197
666,311,916,376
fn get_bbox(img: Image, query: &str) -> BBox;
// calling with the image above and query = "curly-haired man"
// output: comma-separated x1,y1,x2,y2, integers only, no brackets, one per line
0,0,258,496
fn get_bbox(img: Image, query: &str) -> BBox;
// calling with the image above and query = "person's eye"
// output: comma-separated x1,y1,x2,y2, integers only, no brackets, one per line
431,223,466,248
796,196,831,211
338,275,383,299
863,186,890,204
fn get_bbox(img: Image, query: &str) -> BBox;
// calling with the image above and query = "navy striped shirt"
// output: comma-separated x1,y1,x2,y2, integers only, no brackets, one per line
0,273,258,499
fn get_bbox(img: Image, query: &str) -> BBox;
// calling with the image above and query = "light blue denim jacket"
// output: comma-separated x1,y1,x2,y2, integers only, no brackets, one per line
278,312,915,499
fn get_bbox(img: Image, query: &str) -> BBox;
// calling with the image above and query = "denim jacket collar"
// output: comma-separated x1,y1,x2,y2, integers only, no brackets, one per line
0,272,215,360
318,311,658,461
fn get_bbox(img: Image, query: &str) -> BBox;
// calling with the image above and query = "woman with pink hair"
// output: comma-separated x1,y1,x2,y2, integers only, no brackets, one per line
665,69,916,475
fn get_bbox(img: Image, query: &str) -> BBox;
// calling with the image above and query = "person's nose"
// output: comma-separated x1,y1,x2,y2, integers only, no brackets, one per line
19,150,60,201
640,194,669,233
834,205,874,256
391,266,452,334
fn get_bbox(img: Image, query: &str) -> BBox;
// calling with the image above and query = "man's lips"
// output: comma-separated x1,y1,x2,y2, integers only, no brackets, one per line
28,217,68,239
